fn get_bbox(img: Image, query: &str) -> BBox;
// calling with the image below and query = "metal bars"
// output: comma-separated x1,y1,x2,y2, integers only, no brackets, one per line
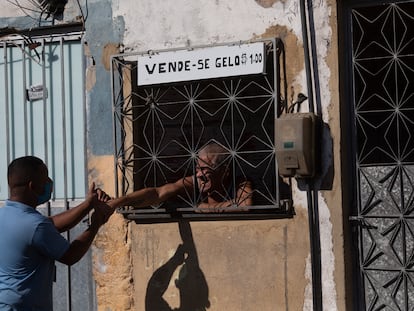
347,2,414,309
111,38,293,222
0,32,92,310
0,34,86,202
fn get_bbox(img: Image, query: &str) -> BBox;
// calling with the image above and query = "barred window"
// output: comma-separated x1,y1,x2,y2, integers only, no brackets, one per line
112,38,292,221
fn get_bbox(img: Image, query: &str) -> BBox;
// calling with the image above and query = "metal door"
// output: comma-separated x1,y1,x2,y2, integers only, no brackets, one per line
341,1,414,309
0,32,95,310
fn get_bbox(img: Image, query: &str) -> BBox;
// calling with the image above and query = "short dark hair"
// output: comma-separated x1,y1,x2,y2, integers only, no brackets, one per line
7,156,45,186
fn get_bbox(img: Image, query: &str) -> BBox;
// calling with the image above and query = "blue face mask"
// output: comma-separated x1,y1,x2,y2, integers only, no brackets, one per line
37,181,53,205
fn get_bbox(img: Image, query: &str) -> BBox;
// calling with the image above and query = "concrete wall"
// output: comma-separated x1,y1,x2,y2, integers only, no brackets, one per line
1,0,345,310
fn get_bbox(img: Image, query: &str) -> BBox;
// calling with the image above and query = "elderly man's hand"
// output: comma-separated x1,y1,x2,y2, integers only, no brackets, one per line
95,188,111,202
87,182,112,203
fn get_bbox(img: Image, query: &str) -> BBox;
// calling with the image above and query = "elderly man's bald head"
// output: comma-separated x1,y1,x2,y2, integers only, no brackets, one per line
197,142,229,170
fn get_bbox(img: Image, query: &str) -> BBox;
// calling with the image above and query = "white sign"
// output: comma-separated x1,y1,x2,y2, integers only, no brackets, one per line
26,85,48,101
137,42,265,86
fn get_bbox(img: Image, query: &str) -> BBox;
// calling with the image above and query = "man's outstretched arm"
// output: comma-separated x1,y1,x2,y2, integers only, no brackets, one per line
108,176,193,209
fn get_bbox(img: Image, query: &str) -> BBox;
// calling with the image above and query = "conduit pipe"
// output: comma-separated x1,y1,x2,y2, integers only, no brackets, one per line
299,0,323,310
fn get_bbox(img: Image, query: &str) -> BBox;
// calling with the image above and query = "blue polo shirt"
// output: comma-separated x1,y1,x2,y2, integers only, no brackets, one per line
0,200,70,310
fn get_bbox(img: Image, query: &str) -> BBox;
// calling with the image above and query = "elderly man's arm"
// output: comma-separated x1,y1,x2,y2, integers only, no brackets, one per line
107,176,194,209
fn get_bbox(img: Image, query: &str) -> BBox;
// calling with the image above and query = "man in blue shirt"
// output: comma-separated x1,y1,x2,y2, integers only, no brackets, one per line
0,156,113,310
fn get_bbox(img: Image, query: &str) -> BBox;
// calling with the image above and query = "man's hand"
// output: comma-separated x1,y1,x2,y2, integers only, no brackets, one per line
90,200,114,228
51,183,113,233
86,183,115,227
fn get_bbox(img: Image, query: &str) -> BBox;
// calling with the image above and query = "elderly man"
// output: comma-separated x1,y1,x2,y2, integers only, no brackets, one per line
111,142,253,211
0,156,113,310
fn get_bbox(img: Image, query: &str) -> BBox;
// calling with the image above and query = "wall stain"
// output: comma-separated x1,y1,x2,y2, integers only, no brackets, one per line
102,43,120,71
255,0,280,8
254,25,306,108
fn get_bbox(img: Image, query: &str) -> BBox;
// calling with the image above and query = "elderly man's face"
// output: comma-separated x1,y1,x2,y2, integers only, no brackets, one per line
196,153,226,194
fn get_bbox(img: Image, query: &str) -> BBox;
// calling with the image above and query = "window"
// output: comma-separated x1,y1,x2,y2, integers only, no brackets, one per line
111,38,292,221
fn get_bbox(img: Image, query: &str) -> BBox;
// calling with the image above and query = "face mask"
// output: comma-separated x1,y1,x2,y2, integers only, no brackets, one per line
37,181,53,205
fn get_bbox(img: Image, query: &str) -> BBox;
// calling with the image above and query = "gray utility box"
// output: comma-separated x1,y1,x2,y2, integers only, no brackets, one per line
275,113,317,178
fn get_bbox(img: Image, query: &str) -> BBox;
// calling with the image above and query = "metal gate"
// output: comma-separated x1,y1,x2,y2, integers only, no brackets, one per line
342,1,414,309
0,31,95,310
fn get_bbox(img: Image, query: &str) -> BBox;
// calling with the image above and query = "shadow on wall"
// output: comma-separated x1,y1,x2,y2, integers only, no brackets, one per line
145,221,210,311
297,120,334,191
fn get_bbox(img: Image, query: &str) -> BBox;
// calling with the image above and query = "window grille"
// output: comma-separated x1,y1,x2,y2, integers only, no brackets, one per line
111,38,293,221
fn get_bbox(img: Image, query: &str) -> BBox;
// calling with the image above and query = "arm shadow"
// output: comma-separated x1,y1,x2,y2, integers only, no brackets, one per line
145,220,210,311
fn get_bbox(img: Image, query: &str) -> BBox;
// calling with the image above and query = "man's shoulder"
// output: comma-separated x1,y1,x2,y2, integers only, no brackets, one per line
2,200,32,209
0,200,49,224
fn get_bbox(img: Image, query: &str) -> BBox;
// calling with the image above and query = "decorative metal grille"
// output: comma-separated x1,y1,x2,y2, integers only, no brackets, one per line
111,38,293,221
351,2,414,309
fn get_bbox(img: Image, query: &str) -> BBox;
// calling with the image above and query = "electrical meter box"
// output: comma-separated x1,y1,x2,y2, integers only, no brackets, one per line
275,113,317,178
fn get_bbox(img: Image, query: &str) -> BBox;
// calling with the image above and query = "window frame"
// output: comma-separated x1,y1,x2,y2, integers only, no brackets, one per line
111,38,293,222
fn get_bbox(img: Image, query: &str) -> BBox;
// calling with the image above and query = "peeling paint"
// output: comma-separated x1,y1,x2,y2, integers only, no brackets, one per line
319,195,337,310
92,246,108,274
303,254,313,310
87,155,115,194
255,0,279,8
101,43,120,71
88,155,133,310
84,43,97,92
93,213,133,311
